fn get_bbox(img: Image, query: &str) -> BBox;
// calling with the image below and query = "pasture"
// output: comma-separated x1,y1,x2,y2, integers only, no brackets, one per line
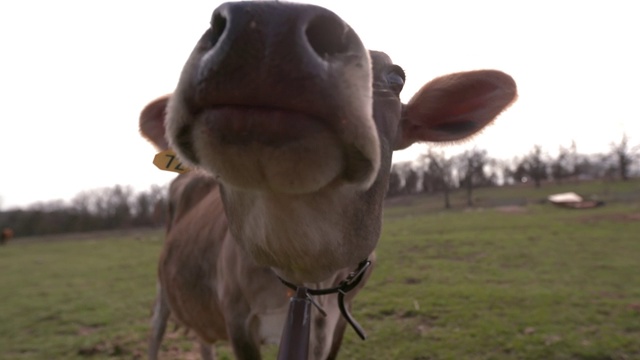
1,180,639,359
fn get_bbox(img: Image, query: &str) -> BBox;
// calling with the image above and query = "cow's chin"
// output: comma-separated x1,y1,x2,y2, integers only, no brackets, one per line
189,107,373,194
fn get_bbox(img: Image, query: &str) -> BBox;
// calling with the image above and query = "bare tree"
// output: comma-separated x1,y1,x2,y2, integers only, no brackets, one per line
421,149,456,209
573,152,614,181
133,192,152,226
108,185,133,228
550,141,577,184
610,133,639,181
147,184,168,226
403,167,420,195
70,192,95,231
131,184,168,227
520,145,549,188
72,185,134,229
455,148,492,206
496,158,519,185
0,183,168,236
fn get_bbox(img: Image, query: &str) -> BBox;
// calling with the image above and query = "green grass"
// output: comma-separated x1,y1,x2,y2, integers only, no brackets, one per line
0,234,163,359
1,181,639,359
401,179,639,214
339,201,640,359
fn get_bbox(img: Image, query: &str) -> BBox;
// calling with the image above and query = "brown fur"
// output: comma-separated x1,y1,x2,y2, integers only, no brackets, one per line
146,170,372,359
0,228,13,245
141,2,517,359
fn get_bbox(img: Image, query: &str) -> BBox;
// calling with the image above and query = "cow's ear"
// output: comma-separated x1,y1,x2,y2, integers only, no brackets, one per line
393,70,517,150
140,94,171,151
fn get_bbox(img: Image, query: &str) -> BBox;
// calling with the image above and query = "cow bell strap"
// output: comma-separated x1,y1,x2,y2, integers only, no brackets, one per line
277,258,372,340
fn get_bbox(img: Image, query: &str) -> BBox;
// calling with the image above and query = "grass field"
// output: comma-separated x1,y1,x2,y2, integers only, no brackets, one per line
1,180,639,359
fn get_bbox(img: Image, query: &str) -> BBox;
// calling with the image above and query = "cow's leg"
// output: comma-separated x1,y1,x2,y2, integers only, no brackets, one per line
326,317,347,360
226,315,261,360
223,294,262,360
198,341,214,360
149,283,170,360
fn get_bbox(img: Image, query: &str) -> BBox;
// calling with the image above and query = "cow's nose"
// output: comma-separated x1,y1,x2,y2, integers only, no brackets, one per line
198,1,359,84
209,2,352,58
303,11,352,58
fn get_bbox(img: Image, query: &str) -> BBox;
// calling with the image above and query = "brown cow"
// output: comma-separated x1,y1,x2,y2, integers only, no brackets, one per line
140,1,517,359
1,227,13,245
142,169,369,359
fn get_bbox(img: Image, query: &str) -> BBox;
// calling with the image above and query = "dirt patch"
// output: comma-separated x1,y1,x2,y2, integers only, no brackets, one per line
154,345,205,360
494,205,528,213
404,277,422,285
384,195,416,207
77,341,128,357
140,327,229,360
12,228,164,245
77,325,103,336
578,213,640,224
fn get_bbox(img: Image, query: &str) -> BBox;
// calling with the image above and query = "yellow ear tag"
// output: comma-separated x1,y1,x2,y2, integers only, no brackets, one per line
153,149,190,174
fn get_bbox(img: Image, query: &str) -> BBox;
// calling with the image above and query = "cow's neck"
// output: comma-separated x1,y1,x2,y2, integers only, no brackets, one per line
219,183,382,284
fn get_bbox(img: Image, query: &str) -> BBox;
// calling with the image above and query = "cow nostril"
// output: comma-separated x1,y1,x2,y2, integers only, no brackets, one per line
209,12,227,48
306,14,350,58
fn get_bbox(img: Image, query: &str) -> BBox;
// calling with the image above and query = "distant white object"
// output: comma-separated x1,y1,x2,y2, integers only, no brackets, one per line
547,192,604,209
548,192,583,203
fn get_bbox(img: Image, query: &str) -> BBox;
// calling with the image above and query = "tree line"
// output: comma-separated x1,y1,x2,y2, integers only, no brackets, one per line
1,136,638,238
387,136,640,208
0,184,168,238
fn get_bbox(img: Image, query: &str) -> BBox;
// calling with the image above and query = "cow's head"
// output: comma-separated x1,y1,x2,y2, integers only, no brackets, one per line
141,1,516,283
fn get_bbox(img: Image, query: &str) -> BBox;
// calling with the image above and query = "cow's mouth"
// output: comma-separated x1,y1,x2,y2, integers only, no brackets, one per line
200,106,334,147
183,105,361,194
167,97,380,194
200,106,376,187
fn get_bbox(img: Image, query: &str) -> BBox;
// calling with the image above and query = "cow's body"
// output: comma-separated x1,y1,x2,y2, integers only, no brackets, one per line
140,2,517,359
147,171,368,359
0,228,13,245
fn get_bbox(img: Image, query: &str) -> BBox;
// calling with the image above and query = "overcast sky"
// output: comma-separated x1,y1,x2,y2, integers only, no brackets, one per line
1,0,638,209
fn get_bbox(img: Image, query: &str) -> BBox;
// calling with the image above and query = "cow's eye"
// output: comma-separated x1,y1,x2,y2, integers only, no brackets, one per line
386,66,405,94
